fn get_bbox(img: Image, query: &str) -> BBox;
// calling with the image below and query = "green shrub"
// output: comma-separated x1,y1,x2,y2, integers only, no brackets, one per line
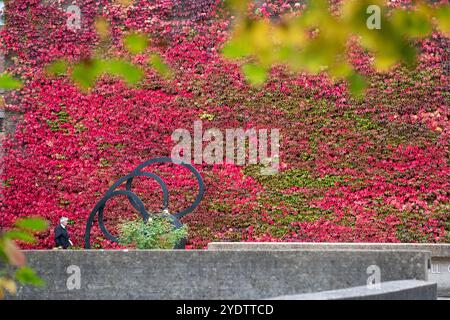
118,216,187,249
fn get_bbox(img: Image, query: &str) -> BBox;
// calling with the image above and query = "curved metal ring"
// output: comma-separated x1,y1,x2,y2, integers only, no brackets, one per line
85,189,146,248
128,157,205,219
84,157,204,249
124,172,169,212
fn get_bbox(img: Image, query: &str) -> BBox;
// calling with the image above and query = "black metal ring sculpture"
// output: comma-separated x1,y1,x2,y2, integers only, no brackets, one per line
84,157,205,249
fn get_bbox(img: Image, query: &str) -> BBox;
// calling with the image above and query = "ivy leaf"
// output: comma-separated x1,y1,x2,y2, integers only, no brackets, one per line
3,231,36,243
14,218,48,232
225,0,249,14
0,74,22,89
0,278,17,295
149,54,171,77
115,0,133,5
71,59,104,89
391,10,431,38
105,60,144,85
221,20,255,59
94,17,110,41
46,60,68,76
242,63,267,85
221,39,252,59
15,267,45,287
124,33,149,54
71,59,143,88
435,6,450,35
347,73,367,97
2,239,26,267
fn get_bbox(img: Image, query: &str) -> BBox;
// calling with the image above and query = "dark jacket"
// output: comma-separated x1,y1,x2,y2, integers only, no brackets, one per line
54,224,71,249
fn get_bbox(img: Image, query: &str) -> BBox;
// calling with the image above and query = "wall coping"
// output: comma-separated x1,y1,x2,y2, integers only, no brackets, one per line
207,242,450,257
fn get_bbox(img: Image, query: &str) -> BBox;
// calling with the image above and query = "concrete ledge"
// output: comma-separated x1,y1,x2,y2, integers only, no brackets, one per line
207,242,450,257
208,242,450,297
268,280,437,300
10,249,430,300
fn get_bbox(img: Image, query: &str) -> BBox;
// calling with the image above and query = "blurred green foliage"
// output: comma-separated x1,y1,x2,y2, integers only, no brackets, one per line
0,217,48,299
0,73,22,89
222,0,450,95
124,32,149,54
46,21,168,90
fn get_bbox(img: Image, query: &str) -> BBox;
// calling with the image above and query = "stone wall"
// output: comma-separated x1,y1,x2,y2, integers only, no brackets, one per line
9,249,431,300
208,242,450,297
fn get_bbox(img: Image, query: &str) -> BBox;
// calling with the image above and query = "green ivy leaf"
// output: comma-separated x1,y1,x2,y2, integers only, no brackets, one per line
149,54,170,77
71,59,104,89
124,33,149,54
391,10,431,38
435,6,450,34
14,218,48,232
71,59,144,88
225,0,249,14
242,63,267,85
15,267,45,287
46,60,68,76
3,231,36,243
104,60,144,85
347,73,367,97
0,74,22,89
221,38,252,58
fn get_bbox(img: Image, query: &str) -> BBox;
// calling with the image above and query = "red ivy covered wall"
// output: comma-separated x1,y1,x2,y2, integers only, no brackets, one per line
0,0,448,249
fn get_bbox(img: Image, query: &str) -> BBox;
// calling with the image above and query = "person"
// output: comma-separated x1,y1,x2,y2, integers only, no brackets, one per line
54,217,73,249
